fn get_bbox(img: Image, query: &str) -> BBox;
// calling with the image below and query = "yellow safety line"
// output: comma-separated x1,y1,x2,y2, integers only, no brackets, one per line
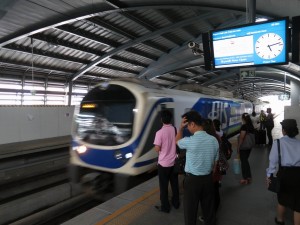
95,187,159,225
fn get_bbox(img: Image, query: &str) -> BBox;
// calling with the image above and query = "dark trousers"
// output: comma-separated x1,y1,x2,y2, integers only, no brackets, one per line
266,126,274,146
240,149,252,180
214,181,220,212
183,173,216,225
157,164,180,211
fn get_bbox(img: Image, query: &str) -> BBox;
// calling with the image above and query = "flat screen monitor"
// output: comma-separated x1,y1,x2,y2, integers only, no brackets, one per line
210,18,288,69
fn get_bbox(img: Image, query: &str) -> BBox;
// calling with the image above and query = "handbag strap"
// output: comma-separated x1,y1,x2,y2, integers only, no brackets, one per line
277,139,281,168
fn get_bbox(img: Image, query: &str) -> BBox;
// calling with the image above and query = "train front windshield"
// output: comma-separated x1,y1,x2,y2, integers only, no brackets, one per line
75,84,136,146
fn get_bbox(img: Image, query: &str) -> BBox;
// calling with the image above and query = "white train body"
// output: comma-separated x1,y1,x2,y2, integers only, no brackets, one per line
70,79,252,184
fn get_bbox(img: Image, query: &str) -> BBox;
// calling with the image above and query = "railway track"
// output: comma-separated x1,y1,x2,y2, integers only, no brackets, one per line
0,138,87,225
0,138,157,225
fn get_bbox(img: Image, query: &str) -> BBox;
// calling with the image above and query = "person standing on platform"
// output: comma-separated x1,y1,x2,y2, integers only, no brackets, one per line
251,111,260,130
176,111,219,225
153,109,179,213
237,113,255,185
266,119,300,225
265,108,275,147
213,119,223,138
259,110,267,130
202,119,222,213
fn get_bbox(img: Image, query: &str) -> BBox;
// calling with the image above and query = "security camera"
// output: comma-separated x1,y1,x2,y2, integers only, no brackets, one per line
188,41,200,49
188,41,203,56
192,48,203,56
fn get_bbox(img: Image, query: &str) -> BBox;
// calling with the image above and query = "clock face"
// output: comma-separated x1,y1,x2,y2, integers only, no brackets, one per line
255,33,284,59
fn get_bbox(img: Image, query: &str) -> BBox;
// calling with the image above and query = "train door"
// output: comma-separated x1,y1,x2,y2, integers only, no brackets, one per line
139,103,174,156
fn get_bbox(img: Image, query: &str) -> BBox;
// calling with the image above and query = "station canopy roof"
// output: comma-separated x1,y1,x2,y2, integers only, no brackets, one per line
0,0,300,102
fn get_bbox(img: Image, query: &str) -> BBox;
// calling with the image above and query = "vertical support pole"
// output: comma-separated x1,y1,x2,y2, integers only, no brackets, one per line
45,75,48,105
68,81,73,106
21,74,25,105
284,72,286,96
290,80,300,106
246,0,256,23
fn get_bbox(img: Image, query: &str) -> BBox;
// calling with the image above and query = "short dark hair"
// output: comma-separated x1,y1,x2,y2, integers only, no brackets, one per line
280,119,299,138
242,113,254,131
181,110,202,126
161,109,172,124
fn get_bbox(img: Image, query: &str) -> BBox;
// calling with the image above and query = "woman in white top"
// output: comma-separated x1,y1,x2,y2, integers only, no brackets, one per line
251,111,260,130
266,119,300,225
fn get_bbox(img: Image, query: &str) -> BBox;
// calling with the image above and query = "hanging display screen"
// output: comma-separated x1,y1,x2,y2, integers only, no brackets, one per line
210,18,288,69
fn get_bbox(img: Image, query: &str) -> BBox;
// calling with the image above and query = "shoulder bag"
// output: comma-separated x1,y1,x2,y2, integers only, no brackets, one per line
268,139,282,193
239,132,255,150
174,153,186,174
173,126,186,174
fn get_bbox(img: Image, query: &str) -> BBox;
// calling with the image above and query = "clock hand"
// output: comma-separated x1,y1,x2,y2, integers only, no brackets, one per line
269,42,281,47
267,45,272,51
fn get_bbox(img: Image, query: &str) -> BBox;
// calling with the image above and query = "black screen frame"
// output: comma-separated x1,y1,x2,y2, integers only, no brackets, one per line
209,17,289,70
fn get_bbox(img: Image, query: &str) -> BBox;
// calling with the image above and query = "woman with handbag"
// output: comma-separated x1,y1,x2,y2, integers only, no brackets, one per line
202,119,224,212
237,113,255,185
266,119,300,225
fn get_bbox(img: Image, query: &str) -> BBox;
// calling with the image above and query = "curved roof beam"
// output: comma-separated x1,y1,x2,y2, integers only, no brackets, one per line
275,63,300,78
139,15,246,80
138,39,205,79
0,3,250,47
71,12,223,81
0,7,122,47
202,69,298,86
168,70,220,88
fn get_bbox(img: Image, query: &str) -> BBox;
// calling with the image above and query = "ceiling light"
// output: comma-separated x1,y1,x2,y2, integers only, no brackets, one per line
47,42,58,48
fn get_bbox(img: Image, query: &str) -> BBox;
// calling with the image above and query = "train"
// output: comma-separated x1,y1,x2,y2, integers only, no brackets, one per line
69,78,254,195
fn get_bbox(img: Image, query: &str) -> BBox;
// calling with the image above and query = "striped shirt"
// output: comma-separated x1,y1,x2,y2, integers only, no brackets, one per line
177,131,219,175
266,135,300,177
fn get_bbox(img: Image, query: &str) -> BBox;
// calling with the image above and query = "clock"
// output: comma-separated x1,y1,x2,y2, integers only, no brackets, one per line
255,33,284,59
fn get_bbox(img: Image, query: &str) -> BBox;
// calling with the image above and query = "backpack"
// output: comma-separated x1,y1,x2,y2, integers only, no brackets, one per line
220,135,232,160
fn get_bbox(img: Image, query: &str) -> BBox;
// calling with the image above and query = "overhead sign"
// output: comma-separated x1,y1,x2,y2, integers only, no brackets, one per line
211,18,288,69
278,94,290,100
240,67,256,80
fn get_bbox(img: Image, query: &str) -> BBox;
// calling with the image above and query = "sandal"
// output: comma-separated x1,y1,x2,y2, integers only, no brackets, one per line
239,179,248,184
275,217,285,225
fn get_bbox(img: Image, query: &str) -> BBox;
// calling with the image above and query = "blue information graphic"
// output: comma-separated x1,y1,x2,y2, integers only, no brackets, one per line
211,19,287,68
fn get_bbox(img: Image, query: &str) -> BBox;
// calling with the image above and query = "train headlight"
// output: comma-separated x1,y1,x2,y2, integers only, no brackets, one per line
125,152,133,159
73,145,87,154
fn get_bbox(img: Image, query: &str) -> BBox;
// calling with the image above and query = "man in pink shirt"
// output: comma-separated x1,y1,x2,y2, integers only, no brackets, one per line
153,109,179,213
